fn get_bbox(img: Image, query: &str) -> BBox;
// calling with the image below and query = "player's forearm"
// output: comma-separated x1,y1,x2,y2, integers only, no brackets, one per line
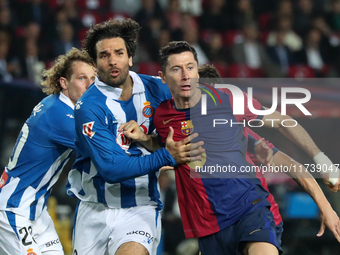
263,112,320,158
273,152,332,213
138,133,161,152
94,148,176,183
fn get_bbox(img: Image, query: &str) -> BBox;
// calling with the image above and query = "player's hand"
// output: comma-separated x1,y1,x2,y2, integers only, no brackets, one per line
165,126,205,165
160,166,175,172
254,139,275,168
119,120,147,143
317,207,340,243
323,178,340,193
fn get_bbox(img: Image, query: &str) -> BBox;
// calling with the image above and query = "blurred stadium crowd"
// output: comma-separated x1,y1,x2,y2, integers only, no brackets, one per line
3,0,340,84
1,1,340,255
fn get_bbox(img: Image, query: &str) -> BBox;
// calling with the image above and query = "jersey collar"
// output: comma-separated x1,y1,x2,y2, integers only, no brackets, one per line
95,71,145,100
59,92,75,109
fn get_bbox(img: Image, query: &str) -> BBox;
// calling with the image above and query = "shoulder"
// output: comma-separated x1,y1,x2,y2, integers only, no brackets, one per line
155,99,173,116
136,73,170,98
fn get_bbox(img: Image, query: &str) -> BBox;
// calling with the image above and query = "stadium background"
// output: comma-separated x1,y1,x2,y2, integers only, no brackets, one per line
0,0,340,254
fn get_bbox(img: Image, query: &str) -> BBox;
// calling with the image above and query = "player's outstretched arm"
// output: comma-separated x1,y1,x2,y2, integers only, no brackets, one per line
262,110,340,186
273,151,340,243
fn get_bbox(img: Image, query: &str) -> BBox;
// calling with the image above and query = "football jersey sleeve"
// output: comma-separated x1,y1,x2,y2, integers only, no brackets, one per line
74,102,176,184
48,112,76,150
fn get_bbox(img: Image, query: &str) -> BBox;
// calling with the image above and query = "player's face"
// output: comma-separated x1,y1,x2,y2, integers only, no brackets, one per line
160,51,200,104
61,61,96,105
95,37,132,88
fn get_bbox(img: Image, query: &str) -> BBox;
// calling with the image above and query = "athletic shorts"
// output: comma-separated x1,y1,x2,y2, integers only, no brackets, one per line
0,208,63,255
72,201,161,255
198,206,283,255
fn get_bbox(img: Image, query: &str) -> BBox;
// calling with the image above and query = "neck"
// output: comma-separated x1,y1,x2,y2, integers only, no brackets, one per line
174,89,201,109
118,75,133,101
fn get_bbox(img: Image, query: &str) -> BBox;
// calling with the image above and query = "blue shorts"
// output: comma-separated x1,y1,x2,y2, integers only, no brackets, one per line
198,206,283,255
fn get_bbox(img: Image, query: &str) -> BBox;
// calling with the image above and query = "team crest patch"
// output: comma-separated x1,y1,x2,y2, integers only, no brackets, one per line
27,248,37,255
83,121,96,138
142,101,154,118
181,120,194,135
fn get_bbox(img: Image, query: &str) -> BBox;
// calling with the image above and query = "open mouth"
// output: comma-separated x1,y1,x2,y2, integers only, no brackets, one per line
111,69,120,77
181,84,191,91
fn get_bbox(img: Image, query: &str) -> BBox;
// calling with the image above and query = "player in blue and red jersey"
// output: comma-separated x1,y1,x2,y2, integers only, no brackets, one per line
153,41,340,255
199,63,340,243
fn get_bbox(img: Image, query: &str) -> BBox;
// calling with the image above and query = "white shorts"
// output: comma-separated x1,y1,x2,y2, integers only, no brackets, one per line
0,208,63,255
73,201,161,255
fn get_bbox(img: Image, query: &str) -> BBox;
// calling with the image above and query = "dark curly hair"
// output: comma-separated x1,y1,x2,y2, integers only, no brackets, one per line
82,18,141,62
159,41,198,73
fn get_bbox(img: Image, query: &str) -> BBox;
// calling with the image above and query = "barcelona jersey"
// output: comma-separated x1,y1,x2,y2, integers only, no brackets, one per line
154,88,272,238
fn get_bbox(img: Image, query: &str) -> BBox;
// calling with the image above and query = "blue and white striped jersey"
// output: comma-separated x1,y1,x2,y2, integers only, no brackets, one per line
67,71,176,210
0,93,76,220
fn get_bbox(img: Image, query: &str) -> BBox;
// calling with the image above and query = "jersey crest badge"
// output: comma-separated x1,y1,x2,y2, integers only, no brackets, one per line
181,120,194,135
142,101,154,118
27,248,37,255
83,121,96,138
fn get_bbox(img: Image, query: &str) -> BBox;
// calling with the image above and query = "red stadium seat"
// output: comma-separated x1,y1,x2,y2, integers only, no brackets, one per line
258,13,273,31
48,0,63,9
222,31,244,46
80,11,102,27
229,64,264,78
78,28,88,44
138,62,161,76
288,65,315,78
209,62,229,78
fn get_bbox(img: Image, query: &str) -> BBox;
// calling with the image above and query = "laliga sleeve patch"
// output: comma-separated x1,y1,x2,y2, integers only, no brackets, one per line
83,121,96,138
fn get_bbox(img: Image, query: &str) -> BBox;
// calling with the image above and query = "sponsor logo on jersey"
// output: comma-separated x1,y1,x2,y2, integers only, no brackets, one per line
66,114,74,118
116,130,131,150
83,121,96,138
45,238,60,247
181,120,194,135
142,101,154,118
0,170,8,188
75,101,83,110
163,118,174,125
27,248,37,255
126,230,154,243
32,103,44,116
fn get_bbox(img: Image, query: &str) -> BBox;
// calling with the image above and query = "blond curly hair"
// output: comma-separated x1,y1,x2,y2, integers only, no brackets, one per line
41,48,94,95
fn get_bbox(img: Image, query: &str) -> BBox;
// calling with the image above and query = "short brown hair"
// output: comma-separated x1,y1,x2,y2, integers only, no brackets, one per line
41,48,94,95
82,18,141,62
159,41,198,73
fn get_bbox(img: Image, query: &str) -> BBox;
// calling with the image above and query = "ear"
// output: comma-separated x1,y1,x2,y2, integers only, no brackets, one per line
158,71,166,84
59,77,68,90
129,56,133,67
